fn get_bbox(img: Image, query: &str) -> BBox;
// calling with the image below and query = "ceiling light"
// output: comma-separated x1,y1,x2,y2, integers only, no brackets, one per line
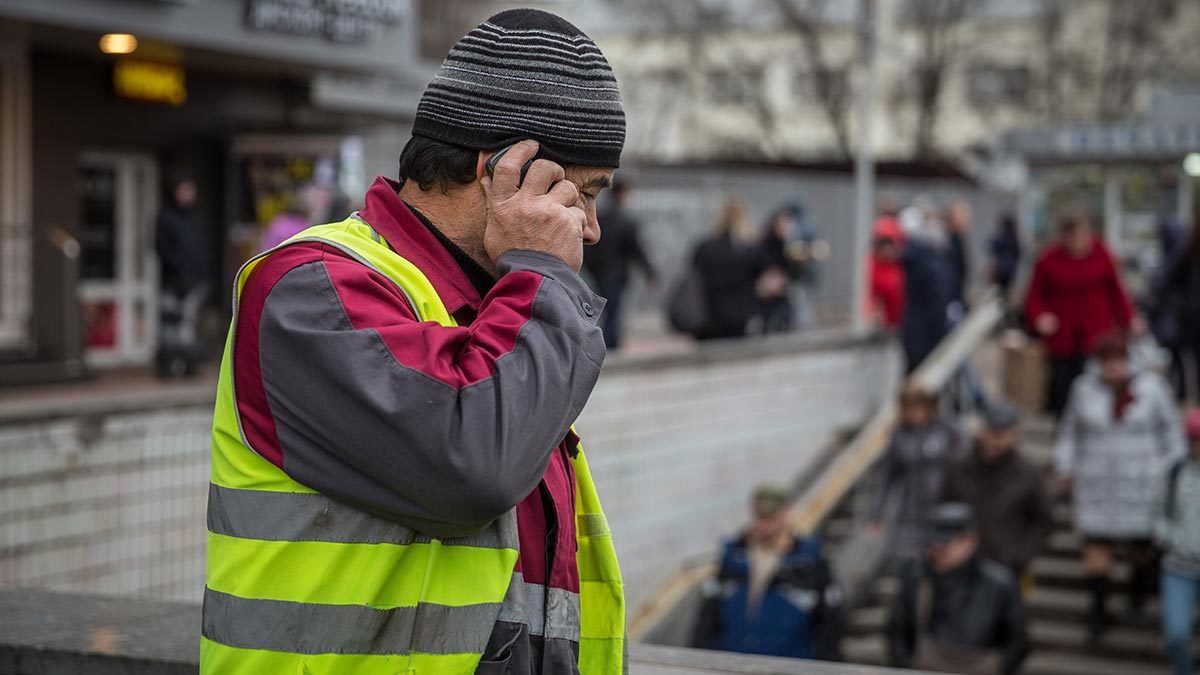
99,34,138,55
1184,153,1200,178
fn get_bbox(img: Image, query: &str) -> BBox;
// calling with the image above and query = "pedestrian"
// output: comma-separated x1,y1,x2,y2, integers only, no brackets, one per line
1055,331,1187,641
201,9,627,674
868,383,966,667
691,198,766,340
758,206,799,333
583,179,657,349
154,172,209,378
943,400,1053,577
1162,225,1200,401
889,502,1030,675
692,485,844,660
867,227,905,330
1024,208,1134,417
258,190,310,252
987,213,1022,298
943,199,972,316
1154,408,1200,675
899,200,953,373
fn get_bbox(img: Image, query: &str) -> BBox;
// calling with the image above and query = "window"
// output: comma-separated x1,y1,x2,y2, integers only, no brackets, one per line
793,68,848,103
968,64,1030,107
708,67,762,105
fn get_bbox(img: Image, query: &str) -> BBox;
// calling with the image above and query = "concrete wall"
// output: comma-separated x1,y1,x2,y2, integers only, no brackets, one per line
0,332,899,612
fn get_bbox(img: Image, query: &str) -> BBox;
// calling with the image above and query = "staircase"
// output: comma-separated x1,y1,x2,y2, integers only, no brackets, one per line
827,416,1175,675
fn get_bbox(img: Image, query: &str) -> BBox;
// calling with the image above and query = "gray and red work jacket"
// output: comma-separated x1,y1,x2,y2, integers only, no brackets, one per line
232,176,607,674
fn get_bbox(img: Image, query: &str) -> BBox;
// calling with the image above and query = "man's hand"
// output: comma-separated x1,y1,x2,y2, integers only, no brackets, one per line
482,140,586,271
1034,313,1059,337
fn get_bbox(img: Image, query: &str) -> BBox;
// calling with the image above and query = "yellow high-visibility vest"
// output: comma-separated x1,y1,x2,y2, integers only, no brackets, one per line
201,215,625,674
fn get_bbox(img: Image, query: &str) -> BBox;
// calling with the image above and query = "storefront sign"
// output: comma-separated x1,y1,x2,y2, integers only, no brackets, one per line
246,0,410,43
113,59,187,106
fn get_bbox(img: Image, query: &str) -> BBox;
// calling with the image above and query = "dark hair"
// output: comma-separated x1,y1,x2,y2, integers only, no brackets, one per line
397,136,478,192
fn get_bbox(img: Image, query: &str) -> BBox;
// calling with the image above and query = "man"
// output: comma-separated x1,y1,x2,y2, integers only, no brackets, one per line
943,401,1053,577
583,179,656,349
692,485,844,661
202,10,626,675
889,503,1030,675
155,172,209,378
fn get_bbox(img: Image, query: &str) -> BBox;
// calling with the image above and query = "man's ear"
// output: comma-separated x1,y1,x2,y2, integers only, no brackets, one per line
475,151,491,183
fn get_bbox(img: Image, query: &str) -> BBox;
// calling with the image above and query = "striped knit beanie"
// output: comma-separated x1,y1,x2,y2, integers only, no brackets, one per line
412,9,625,168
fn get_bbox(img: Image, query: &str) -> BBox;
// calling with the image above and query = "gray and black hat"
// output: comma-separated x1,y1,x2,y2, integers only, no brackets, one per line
412,9,626,168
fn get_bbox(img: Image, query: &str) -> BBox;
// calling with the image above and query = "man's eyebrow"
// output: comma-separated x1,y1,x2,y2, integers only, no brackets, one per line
583,176,613,189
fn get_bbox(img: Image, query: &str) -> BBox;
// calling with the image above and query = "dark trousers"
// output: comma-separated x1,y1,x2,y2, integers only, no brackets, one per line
887,557,926,668
1047,354,1086,418
598,281,624,350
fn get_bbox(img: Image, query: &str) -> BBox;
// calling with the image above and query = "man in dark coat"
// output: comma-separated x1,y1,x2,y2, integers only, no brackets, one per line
943,401,1053,576
583,180,656,349
155,174,209,378
899,205,953,373
889,502,1030,675
692,485,844,661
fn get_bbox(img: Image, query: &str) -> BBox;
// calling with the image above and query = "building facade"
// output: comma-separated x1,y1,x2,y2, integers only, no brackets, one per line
0,0,425,383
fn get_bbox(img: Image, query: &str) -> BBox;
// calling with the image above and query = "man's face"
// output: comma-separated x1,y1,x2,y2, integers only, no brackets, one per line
928,532,977,573
978,426,1017,463
563,165,614,246
175,180,197,208
947,202,972,234
1099,354,1130,384
751,507,789,542
901,401,933,428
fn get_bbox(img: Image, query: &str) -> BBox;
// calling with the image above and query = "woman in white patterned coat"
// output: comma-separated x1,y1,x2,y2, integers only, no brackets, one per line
1055,332,1186,641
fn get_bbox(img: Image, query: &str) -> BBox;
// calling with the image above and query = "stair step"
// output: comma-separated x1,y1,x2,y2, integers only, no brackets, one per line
844,612,1176,662
842,637,1170,675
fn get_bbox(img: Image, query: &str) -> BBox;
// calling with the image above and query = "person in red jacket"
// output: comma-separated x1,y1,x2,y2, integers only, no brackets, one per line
868,230,906,330
1024,210,1134,416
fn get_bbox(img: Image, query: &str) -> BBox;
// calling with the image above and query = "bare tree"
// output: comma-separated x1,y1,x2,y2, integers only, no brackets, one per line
1095,0,1181,121
906,0,979,157
773,0,853,158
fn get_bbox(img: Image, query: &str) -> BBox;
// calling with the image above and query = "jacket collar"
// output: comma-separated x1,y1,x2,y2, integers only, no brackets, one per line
357,176,484,315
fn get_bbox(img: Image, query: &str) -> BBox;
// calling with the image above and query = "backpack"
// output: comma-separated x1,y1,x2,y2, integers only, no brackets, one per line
667,264,709,337
1165,460,1186,519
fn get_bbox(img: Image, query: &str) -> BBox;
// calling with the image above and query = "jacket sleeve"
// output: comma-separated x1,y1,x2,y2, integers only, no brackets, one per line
254,249,606,538
869,436,900,522
624,218,658,282
1023,254,1051,328
1054,385,1082,477
1017,468,1054,570
1152,375,1188,465
1100,245,1133,328
813,560,846,662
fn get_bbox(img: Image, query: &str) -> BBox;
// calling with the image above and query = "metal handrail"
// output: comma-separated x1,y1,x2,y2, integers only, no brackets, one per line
629,289,1005,641
791,287,1004,536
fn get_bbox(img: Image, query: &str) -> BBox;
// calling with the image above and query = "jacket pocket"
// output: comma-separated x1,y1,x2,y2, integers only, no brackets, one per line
473,651,513,675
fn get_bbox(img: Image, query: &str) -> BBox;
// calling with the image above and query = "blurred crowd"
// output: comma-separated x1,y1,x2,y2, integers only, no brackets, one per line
690,194,1200,675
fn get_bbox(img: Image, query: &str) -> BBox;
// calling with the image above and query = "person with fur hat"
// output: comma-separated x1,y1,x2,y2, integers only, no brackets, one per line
1056,331,1186,641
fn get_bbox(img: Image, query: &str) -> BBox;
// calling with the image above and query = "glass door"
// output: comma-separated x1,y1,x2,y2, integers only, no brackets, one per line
77,153,158,367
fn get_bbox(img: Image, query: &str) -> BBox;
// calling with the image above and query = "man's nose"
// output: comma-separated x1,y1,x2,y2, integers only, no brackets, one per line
583,218,601,246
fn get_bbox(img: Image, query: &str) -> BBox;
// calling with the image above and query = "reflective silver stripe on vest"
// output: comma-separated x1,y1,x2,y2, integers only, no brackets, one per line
202,587,499,656
577,513,610,537
207,483,516,548
496,573,581,643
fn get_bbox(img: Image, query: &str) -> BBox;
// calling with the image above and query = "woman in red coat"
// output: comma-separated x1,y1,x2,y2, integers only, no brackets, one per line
1025,212,1134,416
